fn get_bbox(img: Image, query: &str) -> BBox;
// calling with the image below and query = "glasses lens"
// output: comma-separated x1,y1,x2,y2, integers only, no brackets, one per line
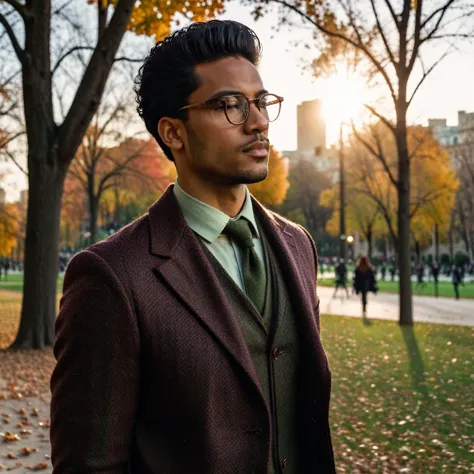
258,94,281,122
225,96,248,125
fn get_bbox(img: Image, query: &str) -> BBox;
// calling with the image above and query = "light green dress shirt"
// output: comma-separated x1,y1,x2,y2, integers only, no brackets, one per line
173,181,266,293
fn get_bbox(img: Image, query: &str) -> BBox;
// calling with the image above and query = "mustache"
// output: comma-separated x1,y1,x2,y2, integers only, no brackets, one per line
239,135,270,152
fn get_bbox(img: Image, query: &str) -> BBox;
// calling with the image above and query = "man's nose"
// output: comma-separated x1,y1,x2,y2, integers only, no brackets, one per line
244,103,269,135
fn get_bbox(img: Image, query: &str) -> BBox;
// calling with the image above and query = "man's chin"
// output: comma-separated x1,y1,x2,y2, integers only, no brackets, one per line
235,167,268,184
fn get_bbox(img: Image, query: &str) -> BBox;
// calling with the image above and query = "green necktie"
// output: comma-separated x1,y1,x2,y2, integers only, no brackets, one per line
223,218,266,313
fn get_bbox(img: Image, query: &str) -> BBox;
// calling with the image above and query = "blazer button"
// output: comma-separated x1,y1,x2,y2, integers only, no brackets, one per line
272,347,280,360
282,458,288,469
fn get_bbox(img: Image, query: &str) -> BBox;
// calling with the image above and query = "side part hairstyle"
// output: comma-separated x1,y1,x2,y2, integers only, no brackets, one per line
134,20,262,161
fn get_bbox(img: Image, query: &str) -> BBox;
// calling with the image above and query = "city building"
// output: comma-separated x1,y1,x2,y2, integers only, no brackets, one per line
20,189,28,207
428,110,474,147
297,99,326,154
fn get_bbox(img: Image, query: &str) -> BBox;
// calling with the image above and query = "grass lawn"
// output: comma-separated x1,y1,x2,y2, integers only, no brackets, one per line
321,314,473,473
0,291,472,472
319,277,474,299
0,273,63,293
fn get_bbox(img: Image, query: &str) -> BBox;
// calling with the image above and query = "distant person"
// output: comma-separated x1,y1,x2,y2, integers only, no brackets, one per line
415,262,425,289
431,262,440,297
353,256,378,314
333,258,350,298
3,260,9,281
390,264,396,281
452,264,462,300
380,264,386,281
431,263,440,283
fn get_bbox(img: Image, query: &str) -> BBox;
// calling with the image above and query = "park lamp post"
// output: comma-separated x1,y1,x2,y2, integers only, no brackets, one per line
339,123,347,263
347,235,354,261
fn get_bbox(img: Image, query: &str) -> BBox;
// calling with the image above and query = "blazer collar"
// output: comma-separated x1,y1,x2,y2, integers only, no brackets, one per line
147,185,309,406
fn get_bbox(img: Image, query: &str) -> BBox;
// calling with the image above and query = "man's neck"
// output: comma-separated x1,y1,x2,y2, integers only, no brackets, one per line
176,178,247,218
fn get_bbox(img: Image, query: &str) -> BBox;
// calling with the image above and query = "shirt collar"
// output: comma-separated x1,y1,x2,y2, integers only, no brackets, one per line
173,180,260,243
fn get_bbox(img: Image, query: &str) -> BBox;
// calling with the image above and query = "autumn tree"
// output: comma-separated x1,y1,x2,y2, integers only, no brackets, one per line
248,146,289,206
0,0,224,348
250,0,473,324
69,134,173,244
449,128,474,260
0,202,20,257
350,123,457,254
320,188,387,259
275,157,334,252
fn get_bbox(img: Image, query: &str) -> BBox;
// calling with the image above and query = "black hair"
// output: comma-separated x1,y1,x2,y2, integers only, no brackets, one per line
134,20,262,161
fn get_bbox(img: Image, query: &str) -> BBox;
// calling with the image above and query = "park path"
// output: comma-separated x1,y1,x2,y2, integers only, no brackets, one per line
318,286,474,326
0,383,52,472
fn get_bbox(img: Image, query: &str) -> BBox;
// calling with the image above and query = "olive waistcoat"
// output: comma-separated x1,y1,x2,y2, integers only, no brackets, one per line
200,221,300,474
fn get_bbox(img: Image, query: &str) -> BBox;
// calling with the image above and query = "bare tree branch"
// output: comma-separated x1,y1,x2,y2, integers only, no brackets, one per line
1,0,27,21
0,12,24,64
381,0,400,29
114,55,145,63
407,48,451,107
363,104,396,134
1,148,27,176
420,0,458,38
51,46,95,77
267,0,398,103
351,125,398,188
369,0,396,67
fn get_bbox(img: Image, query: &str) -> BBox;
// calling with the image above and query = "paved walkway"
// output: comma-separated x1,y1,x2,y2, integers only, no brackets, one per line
0,385,52,472
318,286,474,326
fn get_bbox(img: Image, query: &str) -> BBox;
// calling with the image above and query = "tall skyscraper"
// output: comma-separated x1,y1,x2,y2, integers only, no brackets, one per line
297,99,326,153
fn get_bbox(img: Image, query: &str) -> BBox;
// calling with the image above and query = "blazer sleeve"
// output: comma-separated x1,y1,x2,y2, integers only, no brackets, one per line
297,224,321,332
50,249,140,474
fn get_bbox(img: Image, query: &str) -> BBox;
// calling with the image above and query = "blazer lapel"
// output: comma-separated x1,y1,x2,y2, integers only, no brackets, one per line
252,198,320,340
148,186,262,394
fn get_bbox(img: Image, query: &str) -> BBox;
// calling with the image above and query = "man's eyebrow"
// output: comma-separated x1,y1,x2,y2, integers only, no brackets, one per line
206,89,269,100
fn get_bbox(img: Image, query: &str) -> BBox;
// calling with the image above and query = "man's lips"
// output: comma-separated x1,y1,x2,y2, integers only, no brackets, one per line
242,142,269,157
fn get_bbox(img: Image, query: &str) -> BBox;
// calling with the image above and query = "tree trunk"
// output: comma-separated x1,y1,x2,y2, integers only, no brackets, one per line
396,113,413,326
367,229,373,260
11,158,66,349
433,224,440,263
414,240,420,264
89,193,99,245
339,124,346,262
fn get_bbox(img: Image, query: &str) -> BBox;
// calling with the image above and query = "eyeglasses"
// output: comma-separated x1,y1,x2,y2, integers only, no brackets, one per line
178,92,284,125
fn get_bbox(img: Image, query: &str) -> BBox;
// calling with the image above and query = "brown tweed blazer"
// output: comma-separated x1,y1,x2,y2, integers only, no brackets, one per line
50,185,335,474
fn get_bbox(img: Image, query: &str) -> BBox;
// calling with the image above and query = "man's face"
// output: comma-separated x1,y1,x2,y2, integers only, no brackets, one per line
179,56,271,186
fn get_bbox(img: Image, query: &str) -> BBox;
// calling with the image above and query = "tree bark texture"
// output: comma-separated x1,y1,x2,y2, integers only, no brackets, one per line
396,113,413,326
12,160,66,348
8,0,135,348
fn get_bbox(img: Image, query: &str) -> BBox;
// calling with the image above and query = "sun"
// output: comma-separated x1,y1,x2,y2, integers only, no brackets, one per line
318,70,369,146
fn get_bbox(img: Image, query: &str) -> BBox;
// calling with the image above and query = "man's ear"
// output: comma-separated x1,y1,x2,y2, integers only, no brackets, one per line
158,117,185,152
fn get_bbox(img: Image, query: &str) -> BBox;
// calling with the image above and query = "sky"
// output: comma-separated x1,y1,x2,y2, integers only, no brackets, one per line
217,2,474,150
2,1,474,200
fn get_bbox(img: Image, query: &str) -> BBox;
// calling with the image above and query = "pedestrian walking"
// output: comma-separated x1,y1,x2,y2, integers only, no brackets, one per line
50,20,335,474
353,256,378,314
432,262,440,297
333,258,350,298
415,262,425,289
380,264,386,281
452,264,462,300
390,264,396,281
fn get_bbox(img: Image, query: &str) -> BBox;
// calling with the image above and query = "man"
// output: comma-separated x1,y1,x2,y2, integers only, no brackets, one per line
333,258,349,298
452,264,462,300
50,20,335,474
